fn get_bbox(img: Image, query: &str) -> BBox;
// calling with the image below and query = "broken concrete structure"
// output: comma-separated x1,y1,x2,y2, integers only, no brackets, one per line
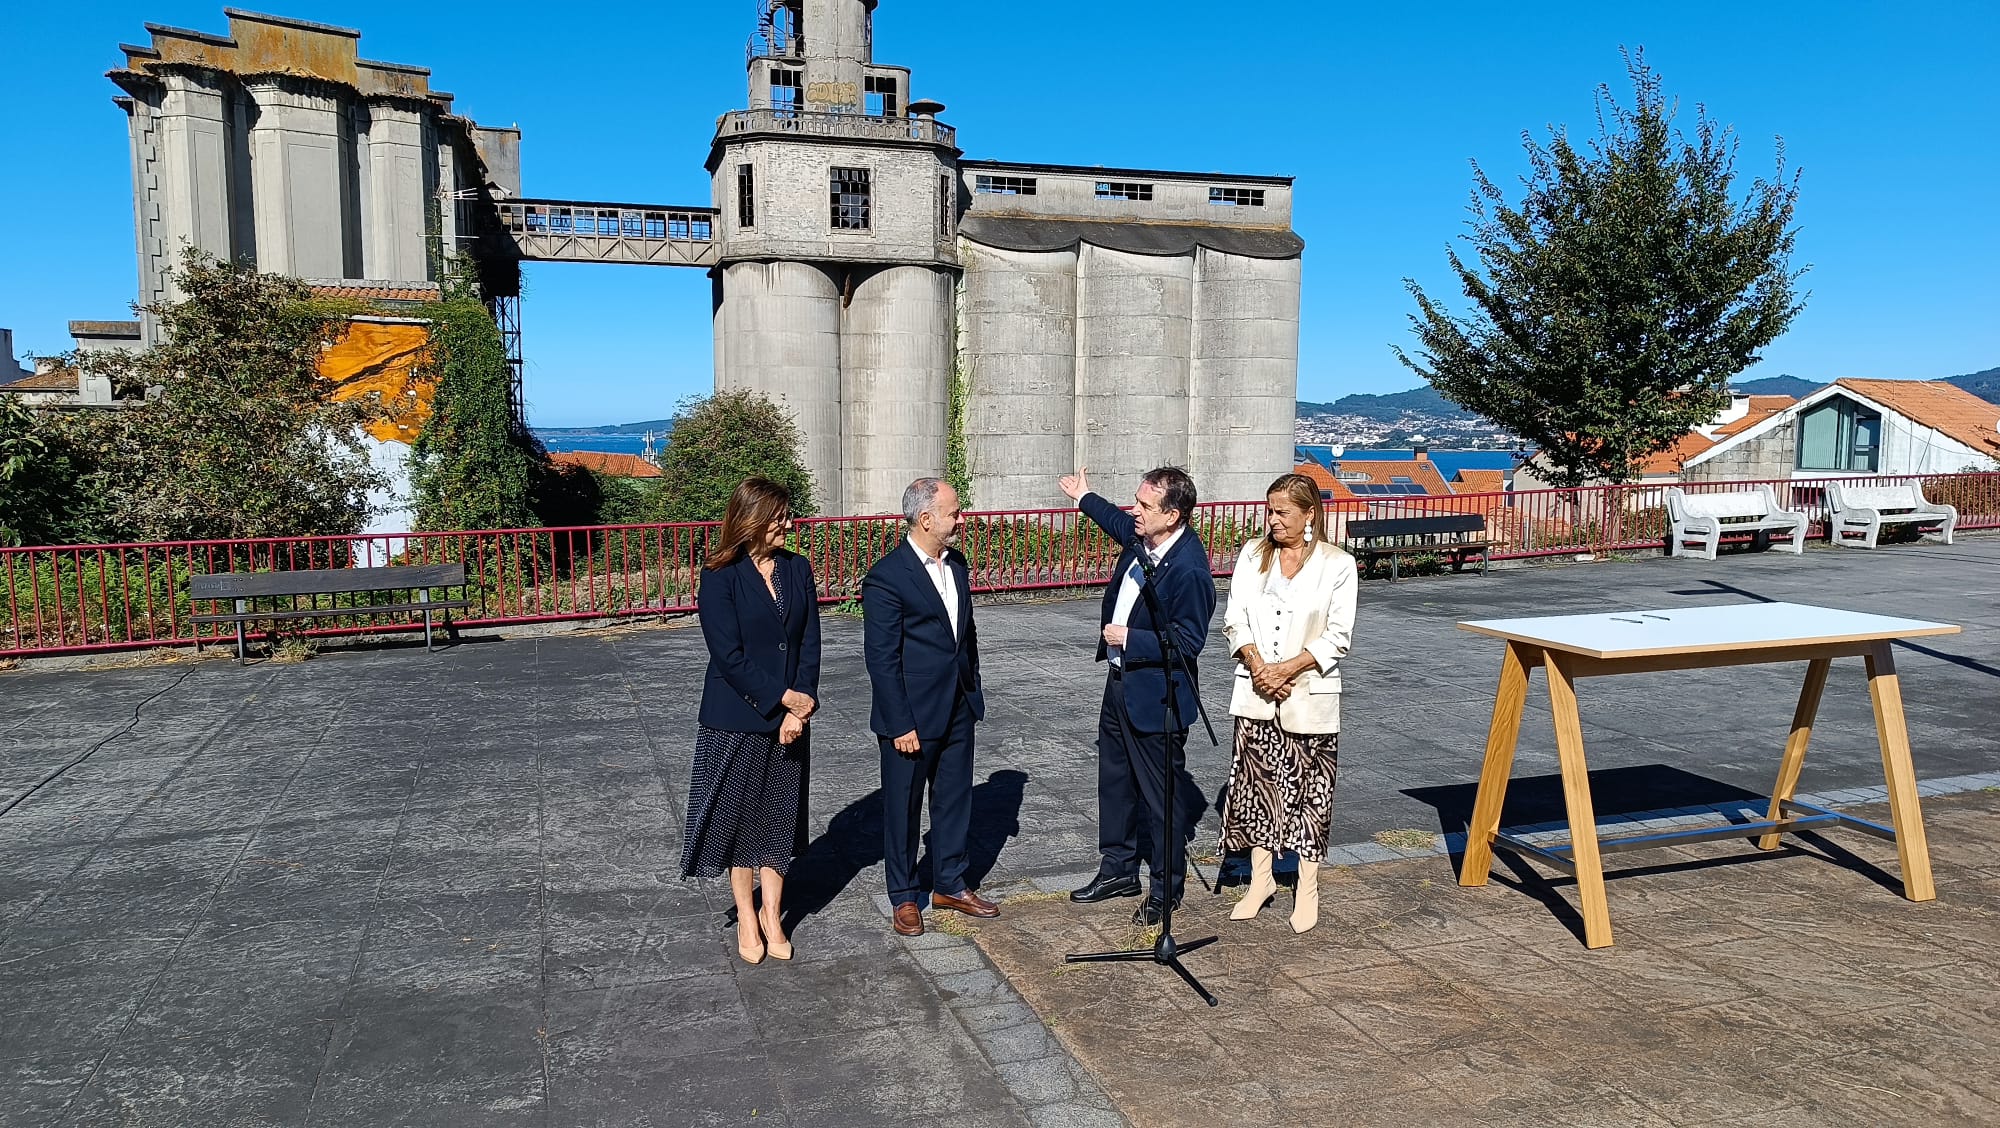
94,4,1304,515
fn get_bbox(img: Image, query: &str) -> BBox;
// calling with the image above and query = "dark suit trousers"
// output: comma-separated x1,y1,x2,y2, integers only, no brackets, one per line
1096,670,1199,903
880,697,976,907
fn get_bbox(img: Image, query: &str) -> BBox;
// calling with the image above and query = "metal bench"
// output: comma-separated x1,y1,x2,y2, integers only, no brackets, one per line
191,563,474,662
1663,486,1807,560
1343,514,1491,581
1825,482,1957,549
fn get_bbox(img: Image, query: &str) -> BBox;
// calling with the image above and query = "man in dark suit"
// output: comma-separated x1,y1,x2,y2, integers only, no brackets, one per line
1058,465,1216,926
862,477,998,937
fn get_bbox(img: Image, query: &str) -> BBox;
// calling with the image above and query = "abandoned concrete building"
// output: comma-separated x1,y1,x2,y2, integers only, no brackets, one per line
91,3,1304,516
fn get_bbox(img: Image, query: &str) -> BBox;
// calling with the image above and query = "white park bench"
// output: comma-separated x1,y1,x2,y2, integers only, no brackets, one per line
1664,486,1808,560
1825,481,1957,549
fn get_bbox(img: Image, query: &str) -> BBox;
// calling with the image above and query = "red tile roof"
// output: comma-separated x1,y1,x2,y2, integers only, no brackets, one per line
550,450,662,478
1835,378,2000,458
1291,462,1358,499
308,284,443,303
1334,458,1454,496
0,369,79,392
1452,469,1507,494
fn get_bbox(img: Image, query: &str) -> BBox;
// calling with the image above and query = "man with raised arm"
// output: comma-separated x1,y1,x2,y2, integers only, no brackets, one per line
1057,466,1216,926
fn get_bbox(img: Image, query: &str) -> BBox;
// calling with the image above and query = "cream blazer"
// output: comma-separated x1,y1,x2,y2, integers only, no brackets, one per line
1222,540,1358,734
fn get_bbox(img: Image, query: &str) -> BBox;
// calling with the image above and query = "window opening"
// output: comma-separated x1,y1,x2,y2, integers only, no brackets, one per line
830,167,872,230
738,165,756,229
1210,186,1266,207
865,75,900,118
1095,181,1153,201
771,69,802,117
939,174,953,236
1797,399,1882,472
975,175,1037,196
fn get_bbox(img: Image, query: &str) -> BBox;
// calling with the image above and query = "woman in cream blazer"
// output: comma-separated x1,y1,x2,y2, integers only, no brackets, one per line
1218,473,1358,933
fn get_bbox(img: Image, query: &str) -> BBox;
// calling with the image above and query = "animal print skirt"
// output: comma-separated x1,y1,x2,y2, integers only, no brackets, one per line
1218,717,1339,862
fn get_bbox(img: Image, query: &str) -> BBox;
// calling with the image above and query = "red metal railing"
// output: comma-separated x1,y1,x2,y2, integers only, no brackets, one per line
5,473,1996,659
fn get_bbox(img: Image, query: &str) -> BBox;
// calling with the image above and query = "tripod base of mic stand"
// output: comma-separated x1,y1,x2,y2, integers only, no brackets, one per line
1066,931,1221,1007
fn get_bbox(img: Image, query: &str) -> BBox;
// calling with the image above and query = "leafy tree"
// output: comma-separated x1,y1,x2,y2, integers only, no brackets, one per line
407,295,547,531
63,250,384,541
1395,53,1806,487
0,396,54,546
648,390,816,522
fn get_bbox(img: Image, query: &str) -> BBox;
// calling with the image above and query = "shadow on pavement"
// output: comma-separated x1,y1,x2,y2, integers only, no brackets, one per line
781,768,1031,933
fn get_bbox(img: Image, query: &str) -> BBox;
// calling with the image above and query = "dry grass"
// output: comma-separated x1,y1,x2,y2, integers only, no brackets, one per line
270,638,319,664
1373,828,1440,851
1003,890,1069,906
928,912,979,938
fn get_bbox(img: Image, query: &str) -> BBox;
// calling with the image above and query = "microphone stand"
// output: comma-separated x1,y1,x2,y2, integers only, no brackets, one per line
1065,529,1224,1007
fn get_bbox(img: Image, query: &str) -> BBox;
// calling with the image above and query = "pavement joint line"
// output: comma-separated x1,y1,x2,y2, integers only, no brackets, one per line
869,891,1130,1126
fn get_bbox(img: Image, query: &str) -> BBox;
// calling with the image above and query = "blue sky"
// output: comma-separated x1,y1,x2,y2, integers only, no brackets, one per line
2,1,1996,427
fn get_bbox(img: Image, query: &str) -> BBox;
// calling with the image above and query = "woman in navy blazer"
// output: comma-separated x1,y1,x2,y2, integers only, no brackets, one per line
678,478,821,964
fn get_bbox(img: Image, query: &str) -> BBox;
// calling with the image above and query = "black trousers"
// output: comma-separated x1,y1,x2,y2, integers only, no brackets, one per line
880,698,976,907
1095,670,1200,904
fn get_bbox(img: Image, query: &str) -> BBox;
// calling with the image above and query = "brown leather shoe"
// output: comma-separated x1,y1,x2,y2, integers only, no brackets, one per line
932,889,1001,919
892,902,925,936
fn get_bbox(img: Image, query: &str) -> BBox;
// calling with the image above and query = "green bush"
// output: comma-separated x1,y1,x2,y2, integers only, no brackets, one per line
650,390,816,522
2,551,192,649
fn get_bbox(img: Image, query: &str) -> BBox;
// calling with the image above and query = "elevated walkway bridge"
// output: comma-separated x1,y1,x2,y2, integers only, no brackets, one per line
492,199,719,267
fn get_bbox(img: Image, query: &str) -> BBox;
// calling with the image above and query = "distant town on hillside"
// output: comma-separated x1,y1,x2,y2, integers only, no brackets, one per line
532,366,1999,451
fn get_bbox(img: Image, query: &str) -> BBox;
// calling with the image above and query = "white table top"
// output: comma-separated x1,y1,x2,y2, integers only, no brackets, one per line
1458,601,1960,659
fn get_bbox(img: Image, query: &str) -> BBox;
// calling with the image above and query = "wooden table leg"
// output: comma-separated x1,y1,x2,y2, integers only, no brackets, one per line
1760,657,1832,850
1546,651,1613,949
1460,641,1533,887
1865,641,1936,902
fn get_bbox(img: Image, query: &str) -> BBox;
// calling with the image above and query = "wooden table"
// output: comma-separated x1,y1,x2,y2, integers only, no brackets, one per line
1455,601,1960,949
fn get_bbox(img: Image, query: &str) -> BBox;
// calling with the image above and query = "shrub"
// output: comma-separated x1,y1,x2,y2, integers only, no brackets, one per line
650,390,816,522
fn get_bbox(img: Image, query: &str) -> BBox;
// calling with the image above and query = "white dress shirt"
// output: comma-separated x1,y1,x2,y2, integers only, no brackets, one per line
908,537,959,638
1091,495,1186,668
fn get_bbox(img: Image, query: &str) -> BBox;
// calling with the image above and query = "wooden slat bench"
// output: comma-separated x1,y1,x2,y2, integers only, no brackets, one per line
191,563,474,662
1343,514,1492,581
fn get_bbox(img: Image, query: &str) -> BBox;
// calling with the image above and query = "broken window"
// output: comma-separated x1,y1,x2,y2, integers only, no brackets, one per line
865,75,899,118
1209,186,1266,207
771,69,802,117
974,175,1036,196
830,167,872,230
1095,181,1153,201
939,174,953,235
738,164,756,229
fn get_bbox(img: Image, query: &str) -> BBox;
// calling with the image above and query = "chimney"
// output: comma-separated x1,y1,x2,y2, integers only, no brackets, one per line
1412,435,1430,463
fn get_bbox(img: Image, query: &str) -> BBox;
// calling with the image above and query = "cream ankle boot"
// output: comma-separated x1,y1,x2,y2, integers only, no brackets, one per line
1290,861,1320,934
1230,847,1277,921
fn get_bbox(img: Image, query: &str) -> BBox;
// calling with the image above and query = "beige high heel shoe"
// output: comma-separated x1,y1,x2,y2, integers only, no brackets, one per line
761,911,793,961
1230,847,1278,921
737,916,766,965
1290,861,1321,934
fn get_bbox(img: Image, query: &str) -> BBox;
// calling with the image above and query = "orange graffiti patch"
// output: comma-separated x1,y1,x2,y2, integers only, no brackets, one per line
321,320,435,445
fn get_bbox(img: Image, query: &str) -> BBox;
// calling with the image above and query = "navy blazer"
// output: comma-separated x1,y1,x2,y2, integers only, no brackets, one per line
1080,491,1216,735
862,540,984,741
697,549,823,733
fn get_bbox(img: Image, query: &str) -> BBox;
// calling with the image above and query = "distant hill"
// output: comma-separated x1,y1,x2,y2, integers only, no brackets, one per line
1730,368,2000,406
533,418,672,436
1730,375,1822,398
1298,384,1476,422
1946,366,2000,404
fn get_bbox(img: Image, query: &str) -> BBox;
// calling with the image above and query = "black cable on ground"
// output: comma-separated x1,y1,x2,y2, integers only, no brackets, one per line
0,666,198,819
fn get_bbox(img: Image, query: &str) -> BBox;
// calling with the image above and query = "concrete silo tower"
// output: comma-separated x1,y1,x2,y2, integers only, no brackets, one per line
709,0,963,516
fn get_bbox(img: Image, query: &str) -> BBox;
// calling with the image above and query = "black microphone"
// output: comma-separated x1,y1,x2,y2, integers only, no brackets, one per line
1126,533,1159,581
